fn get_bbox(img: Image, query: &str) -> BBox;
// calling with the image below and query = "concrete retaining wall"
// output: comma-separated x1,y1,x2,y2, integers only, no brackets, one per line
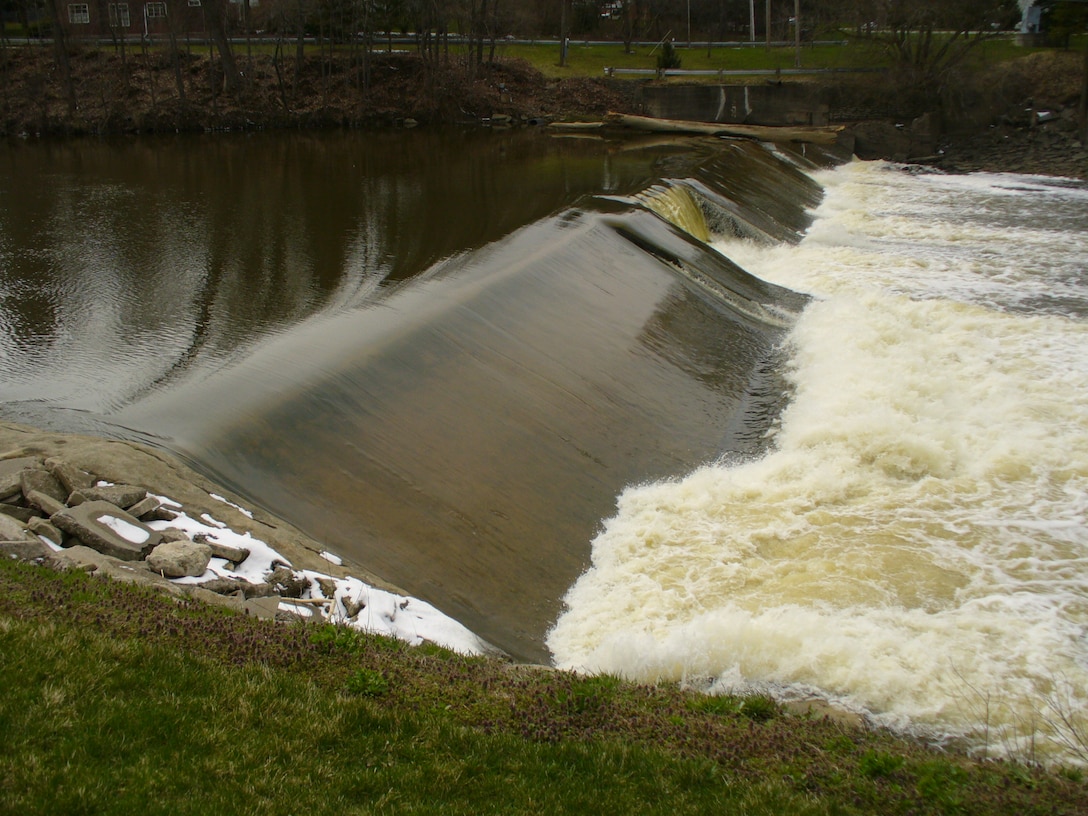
639,83,831,126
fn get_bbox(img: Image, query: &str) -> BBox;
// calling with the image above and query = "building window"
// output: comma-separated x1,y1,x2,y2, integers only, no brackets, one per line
67,3,90,23
145,1,166,18
108,2,130,27
187,0,201,5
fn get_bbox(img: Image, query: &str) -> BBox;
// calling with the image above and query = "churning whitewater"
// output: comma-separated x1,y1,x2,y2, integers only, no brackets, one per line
547,161,1088,764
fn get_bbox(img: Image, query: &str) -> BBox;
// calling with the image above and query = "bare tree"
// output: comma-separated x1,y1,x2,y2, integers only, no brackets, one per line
853,0,1019,96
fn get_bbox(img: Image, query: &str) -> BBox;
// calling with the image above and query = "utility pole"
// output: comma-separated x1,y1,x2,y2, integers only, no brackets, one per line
559,0,569,67
765,0,771,48
749,0,756,42
794,0,800,67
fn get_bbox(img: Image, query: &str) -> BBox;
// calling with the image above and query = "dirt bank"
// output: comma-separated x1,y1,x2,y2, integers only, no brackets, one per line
0,46,642,135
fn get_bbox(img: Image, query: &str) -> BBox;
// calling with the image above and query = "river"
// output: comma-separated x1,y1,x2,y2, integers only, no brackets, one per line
2,129,1086,763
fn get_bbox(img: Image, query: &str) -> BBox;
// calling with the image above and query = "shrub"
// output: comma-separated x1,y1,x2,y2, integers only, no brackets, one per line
657,40,681,72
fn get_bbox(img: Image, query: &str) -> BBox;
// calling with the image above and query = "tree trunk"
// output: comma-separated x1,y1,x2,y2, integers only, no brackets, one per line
45,0,78,115
168,28,186,102
205,0,242,94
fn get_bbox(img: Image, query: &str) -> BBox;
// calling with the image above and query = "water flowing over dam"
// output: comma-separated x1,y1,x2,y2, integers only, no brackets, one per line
2,130,1087,763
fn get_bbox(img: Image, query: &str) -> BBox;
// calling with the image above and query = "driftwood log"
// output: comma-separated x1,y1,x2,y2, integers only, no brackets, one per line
596,112,845,145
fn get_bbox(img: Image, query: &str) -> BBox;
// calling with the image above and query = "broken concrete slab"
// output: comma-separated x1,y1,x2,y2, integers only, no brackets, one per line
204,540,250,565
45,457,96,494
28,517,64,547
25,489,67,518
77,484,148,509
243,595,283,619
20,468,68,504
126,496,161,519
0,457,41,500
0,513,36,544
0,503,38,524
1,538,53,561
51,500,162,561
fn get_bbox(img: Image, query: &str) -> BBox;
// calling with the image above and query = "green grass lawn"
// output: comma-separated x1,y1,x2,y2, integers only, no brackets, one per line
0,558,1084,815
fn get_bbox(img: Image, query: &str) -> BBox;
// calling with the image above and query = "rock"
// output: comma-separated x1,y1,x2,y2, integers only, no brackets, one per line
28,517,64,547
141,506,178,522
146,540,212,578
198,577,248,595
205,541,250,564
0,503,39,524
0,457,41,501
51,500,162,561
47,545,168,587
343,596,366,618
185,587,244,612
158,528,191,543
0,513,36,544
199,576,273,598
243,596,283,619
20,468,68,504
1,538,53,561
126,496,161,519
316,577,338,599
267,566,311,598
25,489,67,517
77,484,148,509
45,457,96,493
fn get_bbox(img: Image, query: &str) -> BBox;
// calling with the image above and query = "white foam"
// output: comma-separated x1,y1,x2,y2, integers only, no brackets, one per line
548,162,1088,764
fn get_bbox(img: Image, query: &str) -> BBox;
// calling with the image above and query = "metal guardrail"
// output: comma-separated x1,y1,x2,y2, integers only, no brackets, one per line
603,66,883,77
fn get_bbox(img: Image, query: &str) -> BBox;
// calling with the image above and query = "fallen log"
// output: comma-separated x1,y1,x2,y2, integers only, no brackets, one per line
601,112,845,145
548,121,606,131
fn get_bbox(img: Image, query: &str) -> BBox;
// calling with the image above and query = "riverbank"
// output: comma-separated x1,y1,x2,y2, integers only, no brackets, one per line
1,45,1085,179
0,47,641,134
2,552,1086,815
0,421,492,655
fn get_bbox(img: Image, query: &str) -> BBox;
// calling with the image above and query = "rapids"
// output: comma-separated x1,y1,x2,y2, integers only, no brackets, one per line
548,162,1088,765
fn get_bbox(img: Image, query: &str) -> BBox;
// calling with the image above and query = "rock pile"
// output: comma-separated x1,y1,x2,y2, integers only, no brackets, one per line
0,452,316,620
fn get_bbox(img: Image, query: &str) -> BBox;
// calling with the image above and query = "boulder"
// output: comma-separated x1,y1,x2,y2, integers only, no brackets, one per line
51,501,162,561
147,540,212,578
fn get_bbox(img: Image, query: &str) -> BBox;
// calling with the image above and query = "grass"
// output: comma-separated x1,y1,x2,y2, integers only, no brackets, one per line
494,40,875,79
0,557,1084,815
492,33,1080,79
